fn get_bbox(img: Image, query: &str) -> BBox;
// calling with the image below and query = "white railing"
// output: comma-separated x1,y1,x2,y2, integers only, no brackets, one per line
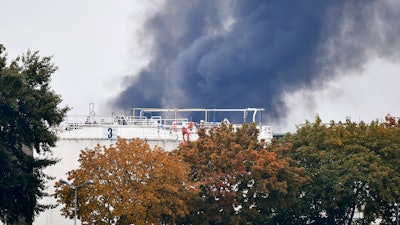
60,107,273,142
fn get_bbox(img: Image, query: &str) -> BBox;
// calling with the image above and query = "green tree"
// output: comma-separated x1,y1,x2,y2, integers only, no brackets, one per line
282,116,400,224
174,123,307,224
55,138,198,225
0,44,69,224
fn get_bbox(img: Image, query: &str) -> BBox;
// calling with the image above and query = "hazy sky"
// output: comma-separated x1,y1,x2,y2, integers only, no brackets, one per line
1,0,154,114
1,0,400,132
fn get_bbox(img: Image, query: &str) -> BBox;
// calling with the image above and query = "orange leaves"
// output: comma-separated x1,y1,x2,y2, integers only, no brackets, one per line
384,114,400,128
175,122,307,223
55,138,198,224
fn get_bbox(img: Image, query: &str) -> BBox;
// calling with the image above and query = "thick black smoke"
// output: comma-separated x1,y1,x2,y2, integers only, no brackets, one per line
112,0,400,121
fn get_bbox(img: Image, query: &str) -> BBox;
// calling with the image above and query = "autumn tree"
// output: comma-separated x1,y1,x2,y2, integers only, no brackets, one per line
0,44,68,224
174,123,307,224
55,138,198,225
282,116,400,224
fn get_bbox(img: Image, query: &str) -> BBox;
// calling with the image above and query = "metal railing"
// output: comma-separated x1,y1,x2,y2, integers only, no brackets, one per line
60,107,272,141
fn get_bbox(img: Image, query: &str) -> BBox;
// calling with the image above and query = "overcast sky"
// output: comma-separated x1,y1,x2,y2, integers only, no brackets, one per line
1,0,400,132
0,0,155,114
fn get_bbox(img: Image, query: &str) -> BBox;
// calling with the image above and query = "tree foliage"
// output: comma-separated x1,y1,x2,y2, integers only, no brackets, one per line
55,138,198,225
0,44,68,224
282,115,400,224
174,123,307,224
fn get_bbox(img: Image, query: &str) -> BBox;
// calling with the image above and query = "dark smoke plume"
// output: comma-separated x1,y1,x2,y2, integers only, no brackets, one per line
111,0,400,121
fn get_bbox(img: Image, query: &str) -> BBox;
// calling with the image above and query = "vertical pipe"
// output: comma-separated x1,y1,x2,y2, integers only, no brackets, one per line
89,103,95,123
174,109,177,121
74,188,77,225
213,110,216,124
